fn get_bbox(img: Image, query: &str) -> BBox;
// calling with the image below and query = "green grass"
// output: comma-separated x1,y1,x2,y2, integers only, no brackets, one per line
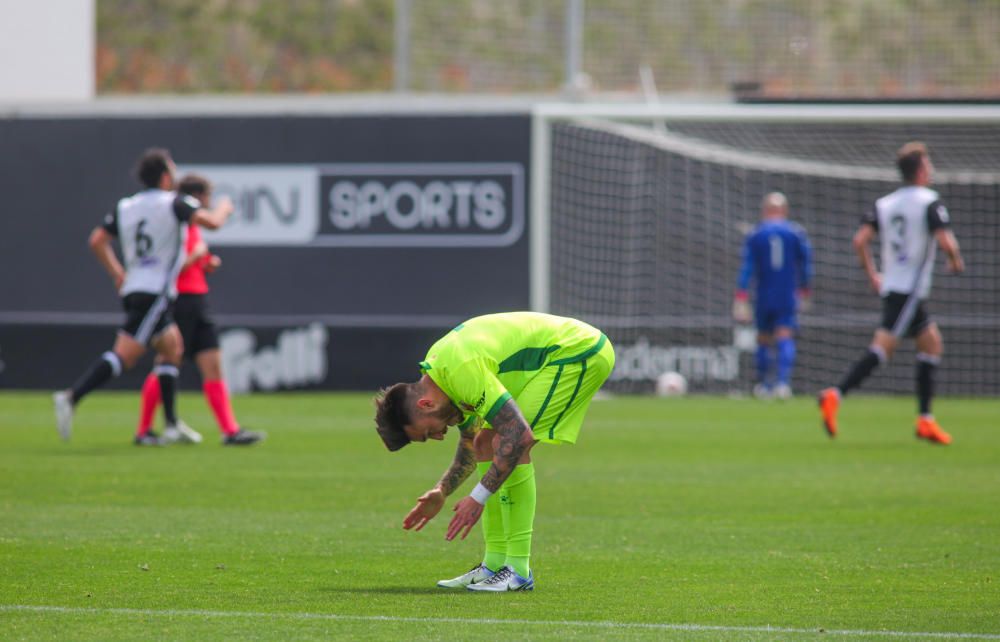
1,391,998,641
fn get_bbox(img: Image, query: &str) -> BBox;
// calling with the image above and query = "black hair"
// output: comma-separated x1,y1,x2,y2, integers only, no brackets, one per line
897,141,929,183
135,147,173,188
177,173,211,198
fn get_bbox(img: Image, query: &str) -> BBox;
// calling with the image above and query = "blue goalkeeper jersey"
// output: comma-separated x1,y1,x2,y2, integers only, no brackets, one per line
737,219,813,311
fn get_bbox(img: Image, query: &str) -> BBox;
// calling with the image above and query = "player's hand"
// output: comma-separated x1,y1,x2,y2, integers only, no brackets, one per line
204,255,222,273
948,255,965,274
113,270,125,290
868,273,882,294
797,288,812,313
732,291,751,324
215,196,235,217
445,496,484,541
402,488,445,531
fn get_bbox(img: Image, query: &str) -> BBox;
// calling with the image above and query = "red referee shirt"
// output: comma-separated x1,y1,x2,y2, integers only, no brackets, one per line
176,224,210,295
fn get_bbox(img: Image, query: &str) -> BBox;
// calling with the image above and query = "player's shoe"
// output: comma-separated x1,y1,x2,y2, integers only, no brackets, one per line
163,420,203,444
436,563,495,589
752,383,772,400
915,417,952,445
222,429,266,446
53,390,74,442
773,383,793,400
817,387,840,438
466,565,534,592
134,431,168,447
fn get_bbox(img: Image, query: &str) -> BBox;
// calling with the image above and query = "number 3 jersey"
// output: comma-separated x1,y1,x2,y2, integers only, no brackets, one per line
863,185,950,299
101,189,199,298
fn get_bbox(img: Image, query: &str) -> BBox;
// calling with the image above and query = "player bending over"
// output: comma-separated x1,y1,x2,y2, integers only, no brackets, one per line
374,312,615,592
53,149,232,443
818,142,964,444
134,174,264,447
733,192,813,399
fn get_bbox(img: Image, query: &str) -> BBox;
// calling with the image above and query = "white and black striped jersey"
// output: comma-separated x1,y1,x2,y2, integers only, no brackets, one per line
862,185,950,299
102,189,199,298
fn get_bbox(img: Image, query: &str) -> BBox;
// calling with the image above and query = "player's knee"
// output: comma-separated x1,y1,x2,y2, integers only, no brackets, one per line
195,349,222,380
116,350,139,371
158,333,184,364
112,336,144,370
923,335,943,357
774,326,794,340
869,341,893,363
915,324,942,356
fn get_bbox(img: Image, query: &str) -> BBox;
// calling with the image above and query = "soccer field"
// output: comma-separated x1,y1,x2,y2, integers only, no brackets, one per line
1,391,998,641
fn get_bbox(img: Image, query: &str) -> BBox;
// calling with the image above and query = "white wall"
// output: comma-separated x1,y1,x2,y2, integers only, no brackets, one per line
0,0,94,102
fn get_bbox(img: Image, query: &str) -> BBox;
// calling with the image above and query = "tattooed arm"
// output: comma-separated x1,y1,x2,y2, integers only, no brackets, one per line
478,400,536,493
445,400,537,541
434,421,480,496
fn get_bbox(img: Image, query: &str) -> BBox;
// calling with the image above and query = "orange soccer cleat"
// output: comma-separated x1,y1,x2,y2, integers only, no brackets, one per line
817,388,840,438
916,417,952,445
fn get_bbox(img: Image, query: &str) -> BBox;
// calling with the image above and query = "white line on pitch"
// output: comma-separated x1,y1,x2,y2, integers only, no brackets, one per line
2,605,998,639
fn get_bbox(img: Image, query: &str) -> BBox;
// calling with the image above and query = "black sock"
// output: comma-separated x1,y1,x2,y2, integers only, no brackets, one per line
156,364,179,425
71,352,122,404
838,349,881,395
917,357,937,415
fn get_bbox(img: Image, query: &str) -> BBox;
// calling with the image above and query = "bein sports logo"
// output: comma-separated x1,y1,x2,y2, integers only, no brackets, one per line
220,323,328,393
181,163,524,248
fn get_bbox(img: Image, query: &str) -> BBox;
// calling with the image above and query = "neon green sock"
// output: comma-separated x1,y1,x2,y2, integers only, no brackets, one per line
478,462,506,572
501,463,536,578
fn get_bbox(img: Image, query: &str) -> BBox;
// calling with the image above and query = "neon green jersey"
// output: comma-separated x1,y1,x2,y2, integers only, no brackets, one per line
419,312,606,426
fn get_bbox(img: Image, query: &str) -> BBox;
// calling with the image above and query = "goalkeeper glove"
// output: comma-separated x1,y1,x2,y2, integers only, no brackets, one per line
732,290,751,323
797,288,812,313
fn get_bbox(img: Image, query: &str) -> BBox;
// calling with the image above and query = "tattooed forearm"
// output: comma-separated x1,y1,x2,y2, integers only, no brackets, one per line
435,433,477,496
479,400,534,493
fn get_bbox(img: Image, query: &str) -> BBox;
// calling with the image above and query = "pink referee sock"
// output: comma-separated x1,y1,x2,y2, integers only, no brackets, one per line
203,379,240,435
137,373,161,436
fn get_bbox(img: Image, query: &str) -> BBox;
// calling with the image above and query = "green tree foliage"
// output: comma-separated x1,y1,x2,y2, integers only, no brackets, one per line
97,0,1000,96
97,0,394,93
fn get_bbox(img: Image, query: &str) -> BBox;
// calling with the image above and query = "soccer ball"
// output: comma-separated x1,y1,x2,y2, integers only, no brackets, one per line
655,371,688,397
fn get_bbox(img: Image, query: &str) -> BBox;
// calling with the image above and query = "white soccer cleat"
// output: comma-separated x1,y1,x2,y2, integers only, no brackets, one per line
436,563,495,589
163,420,203,444
752,383,772,400
773,383,793,400
53,391,74,442
465,565,534,592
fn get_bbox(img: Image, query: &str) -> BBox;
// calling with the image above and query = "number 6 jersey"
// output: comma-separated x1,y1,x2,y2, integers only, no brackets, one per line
102,189,199,298
863,185,951,299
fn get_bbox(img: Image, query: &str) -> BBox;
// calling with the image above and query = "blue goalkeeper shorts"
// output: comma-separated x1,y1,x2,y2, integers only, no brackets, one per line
755,306,797,334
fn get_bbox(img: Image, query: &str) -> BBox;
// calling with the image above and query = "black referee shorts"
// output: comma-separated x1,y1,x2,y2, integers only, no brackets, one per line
121,292,175,346
880,291,932,338
173,293,220,359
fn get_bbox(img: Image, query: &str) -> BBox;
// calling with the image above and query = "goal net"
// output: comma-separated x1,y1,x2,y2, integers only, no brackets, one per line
532,104,1000,396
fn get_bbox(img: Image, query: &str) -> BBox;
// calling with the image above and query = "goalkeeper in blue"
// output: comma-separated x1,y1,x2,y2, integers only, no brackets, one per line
733,192,813,399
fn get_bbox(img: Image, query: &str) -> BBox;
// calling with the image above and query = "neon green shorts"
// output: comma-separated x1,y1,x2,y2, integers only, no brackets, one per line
515,335,615,445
